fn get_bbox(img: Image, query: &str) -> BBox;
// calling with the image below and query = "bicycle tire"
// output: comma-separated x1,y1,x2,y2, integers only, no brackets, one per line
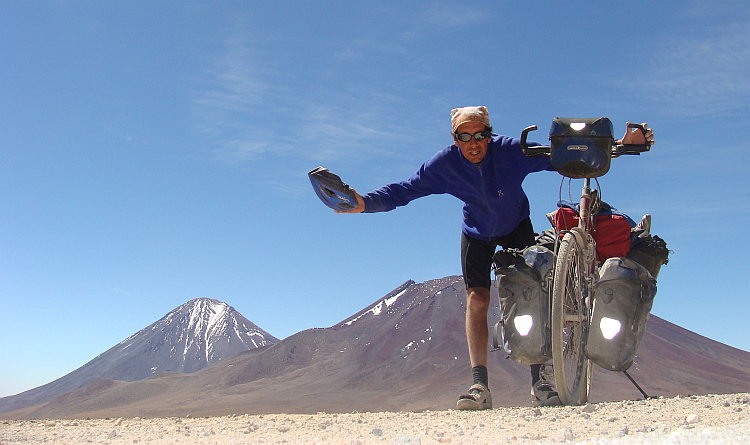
551,231,592,405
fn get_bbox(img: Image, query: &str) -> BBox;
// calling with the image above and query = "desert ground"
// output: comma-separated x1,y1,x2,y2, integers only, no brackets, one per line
1,392,748,444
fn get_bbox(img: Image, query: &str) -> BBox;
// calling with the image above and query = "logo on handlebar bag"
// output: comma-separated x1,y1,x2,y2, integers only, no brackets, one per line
567,145,589,151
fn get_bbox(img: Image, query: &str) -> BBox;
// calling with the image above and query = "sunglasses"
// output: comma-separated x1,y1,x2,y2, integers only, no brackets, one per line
454,130,491,142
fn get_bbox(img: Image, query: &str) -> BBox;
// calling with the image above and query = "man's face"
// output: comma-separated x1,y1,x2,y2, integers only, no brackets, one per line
454,121,490,164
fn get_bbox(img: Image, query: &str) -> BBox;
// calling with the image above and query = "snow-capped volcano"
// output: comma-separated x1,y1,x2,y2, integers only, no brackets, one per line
0,298,278,414
117,297,278,374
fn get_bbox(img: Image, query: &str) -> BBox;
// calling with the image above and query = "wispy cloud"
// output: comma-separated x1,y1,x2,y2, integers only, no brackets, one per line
625,13,750,119
416,2,490,30
190,3,489,169
191,22,291,162
192,17,436,167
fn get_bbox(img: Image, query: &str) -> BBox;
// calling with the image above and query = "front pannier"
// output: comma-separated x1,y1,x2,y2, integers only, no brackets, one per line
549,117,614,179
586,257,657,371
492,246,554,365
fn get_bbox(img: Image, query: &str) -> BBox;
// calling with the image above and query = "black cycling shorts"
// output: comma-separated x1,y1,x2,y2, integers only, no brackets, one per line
461,217,536,290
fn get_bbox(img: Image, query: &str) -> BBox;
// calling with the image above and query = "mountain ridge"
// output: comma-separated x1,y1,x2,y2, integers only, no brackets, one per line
0,298,278,414
2,277,749,419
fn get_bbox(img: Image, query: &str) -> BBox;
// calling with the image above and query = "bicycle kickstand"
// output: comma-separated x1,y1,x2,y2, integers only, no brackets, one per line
623,370,652,399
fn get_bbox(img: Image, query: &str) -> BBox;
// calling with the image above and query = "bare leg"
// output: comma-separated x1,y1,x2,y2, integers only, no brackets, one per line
466,287,491,368
456,286,494,410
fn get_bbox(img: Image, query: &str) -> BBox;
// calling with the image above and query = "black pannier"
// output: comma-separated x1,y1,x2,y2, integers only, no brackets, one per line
549,117,614,179
586,257,657,371
492,246,554,365
627,234,670,279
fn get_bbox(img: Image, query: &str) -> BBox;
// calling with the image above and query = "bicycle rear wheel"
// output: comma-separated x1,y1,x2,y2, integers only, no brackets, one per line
551,231,592,405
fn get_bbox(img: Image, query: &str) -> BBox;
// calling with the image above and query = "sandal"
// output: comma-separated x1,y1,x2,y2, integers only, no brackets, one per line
456,383,492,410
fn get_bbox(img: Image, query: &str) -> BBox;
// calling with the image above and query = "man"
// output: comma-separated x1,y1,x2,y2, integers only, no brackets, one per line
337,106,653,410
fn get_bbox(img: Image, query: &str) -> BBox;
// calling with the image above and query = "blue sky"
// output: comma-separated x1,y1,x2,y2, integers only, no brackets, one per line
2,1,748,397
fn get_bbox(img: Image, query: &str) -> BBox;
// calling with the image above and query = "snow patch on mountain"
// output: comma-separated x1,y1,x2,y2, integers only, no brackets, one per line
341,282,414,327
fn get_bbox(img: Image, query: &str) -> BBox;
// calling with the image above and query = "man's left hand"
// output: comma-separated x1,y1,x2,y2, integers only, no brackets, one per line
620,123,654,146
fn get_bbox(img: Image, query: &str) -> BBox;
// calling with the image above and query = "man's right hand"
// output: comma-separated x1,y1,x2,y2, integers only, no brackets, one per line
335,189,365,213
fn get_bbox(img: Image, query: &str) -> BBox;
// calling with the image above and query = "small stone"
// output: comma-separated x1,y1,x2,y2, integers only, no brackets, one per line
582,403,596,413
371,428,383,436
686,414,700,424
558,428,574,441
525,432,544,440
391,435,421,445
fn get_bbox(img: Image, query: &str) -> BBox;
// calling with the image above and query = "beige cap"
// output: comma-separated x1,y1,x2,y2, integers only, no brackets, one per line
450,106,491,133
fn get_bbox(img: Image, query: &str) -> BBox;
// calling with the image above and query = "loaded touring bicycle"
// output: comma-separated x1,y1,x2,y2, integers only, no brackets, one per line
492,118,669,405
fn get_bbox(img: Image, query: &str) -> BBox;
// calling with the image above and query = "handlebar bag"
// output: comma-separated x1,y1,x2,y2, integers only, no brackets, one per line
549,117,614,178
492,246,554,365
586,257,657,372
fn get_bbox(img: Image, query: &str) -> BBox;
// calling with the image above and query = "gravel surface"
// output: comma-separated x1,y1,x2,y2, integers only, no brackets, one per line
1,393,748,444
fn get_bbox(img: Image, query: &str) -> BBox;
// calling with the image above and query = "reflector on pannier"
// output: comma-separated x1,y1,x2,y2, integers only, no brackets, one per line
586,257,657,371
492,246,554,365
549,117,614,179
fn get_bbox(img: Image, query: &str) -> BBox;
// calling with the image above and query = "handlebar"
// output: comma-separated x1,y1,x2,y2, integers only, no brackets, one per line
520,125,552,156
612,122,652,157
520,122,652,158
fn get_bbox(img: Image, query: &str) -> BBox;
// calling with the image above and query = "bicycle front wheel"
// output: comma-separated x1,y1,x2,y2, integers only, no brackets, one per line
551,231,592,405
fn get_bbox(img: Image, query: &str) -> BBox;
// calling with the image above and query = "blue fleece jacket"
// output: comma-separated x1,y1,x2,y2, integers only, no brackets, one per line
362,134,554,241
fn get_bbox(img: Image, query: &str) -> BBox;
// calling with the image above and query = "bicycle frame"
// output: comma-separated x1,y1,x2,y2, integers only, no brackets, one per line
550,179,598,405
578,179,594,233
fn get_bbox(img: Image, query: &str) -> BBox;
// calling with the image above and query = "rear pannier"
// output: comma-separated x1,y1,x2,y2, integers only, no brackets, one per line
627,234,670,279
